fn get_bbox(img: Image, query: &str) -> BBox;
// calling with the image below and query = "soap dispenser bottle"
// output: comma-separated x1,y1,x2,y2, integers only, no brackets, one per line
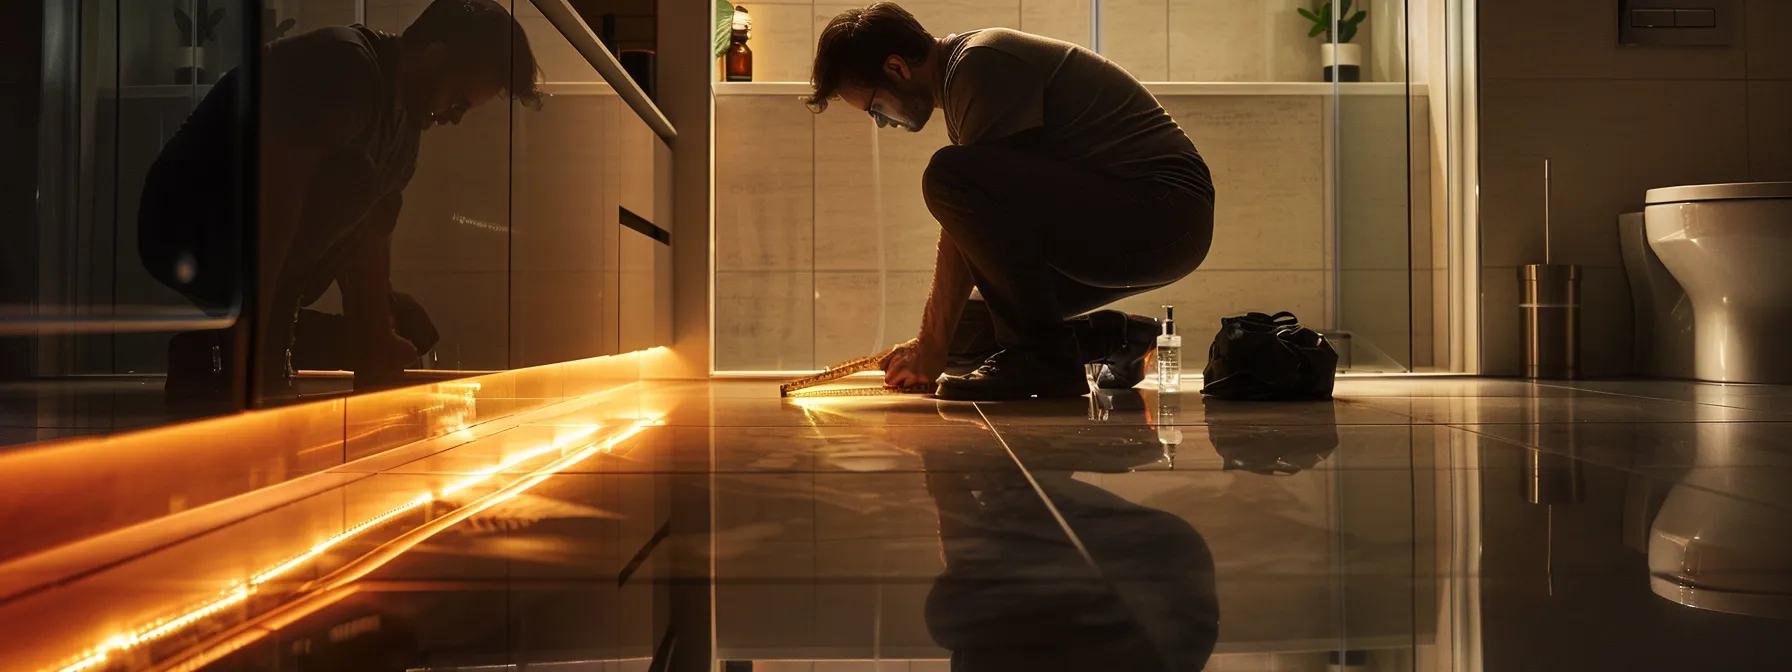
1156,305,1182,393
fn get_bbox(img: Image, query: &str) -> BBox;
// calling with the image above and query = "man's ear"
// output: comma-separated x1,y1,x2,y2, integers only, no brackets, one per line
884,55,911,81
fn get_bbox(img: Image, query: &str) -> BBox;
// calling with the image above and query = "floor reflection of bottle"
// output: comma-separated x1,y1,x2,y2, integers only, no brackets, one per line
726,5,753,82
1154,391,1181,469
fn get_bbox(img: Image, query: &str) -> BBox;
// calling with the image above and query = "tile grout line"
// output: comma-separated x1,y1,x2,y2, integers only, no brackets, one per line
972,403,1101,574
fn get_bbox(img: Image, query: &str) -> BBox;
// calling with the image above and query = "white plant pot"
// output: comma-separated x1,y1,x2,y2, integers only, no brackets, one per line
174,46,208,84
1320,42,1363,82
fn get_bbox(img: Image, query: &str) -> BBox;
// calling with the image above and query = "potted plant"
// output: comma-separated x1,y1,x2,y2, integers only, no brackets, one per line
714,0,733,80
263,8,297,43
1298,0,1367,82
173,0,226,84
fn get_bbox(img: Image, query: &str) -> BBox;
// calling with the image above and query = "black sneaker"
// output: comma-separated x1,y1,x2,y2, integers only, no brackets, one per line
936,348,1089,401
1085,311,1162,390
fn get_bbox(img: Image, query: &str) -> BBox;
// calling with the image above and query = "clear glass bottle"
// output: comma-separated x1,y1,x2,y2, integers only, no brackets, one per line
725,6,753,82
1156,305,1182,393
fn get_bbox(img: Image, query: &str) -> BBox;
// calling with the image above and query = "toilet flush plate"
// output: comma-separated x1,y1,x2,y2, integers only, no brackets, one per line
1619,0,1737,47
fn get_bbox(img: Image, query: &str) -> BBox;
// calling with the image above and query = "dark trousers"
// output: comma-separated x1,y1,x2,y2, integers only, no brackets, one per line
922,144,1215,357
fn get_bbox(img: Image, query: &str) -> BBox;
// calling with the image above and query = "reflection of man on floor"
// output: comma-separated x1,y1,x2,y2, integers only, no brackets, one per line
138,0,541,400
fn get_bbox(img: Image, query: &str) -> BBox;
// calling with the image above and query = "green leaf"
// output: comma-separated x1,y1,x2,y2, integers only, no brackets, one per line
207,7,224,29
1309,24,1327,38
1340,22,1357,43
1340,0,1353,15
1297,7,1319,22
713,0,733,60
174,6,193,44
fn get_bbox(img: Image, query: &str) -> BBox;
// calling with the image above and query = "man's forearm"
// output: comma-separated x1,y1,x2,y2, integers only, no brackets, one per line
919,230,975,347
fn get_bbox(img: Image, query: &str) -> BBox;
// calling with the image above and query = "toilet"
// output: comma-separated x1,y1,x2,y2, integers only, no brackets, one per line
1643,182,1792,384
1618,213,1694,379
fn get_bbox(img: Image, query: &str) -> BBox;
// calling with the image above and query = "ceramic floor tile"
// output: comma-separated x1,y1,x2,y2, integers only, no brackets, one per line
974,390,1421,428
21,376,1792,672
1349,395,1783,424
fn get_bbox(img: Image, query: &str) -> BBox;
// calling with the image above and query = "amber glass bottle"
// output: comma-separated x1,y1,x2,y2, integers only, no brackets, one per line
725,6,752,82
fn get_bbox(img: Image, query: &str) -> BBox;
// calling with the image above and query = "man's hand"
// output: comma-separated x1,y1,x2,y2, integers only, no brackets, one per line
882,336,947,389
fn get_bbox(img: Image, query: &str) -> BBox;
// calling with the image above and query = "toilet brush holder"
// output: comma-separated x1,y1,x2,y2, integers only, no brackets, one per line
1520,263,1581,379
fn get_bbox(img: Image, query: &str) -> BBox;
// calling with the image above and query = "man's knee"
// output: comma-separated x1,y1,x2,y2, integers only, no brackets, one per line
921,145,980,208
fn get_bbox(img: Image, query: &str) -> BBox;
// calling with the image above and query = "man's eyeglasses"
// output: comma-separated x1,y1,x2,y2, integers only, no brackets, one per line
864,87,901,130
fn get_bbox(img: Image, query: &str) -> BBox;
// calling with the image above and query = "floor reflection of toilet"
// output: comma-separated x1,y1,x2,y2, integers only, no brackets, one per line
1644,182,1792,383
1648,424,1792,619
1618,213,1694,378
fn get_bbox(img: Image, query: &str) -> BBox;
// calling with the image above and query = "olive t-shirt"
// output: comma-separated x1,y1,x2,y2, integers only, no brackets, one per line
939,28,1212,199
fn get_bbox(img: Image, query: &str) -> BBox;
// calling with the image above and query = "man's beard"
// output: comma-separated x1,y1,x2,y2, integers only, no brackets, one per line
882,86,933,132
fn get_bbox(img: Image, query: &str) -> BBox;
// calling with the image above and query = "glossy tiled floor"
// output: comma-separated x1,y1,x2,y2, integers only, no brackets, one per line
7,377,1792,672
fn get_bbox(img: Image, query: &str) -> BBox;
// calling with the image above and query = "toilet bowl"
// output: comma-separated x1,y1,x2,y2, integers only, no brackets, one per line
1643,182,1792,384
1617,213,1694,378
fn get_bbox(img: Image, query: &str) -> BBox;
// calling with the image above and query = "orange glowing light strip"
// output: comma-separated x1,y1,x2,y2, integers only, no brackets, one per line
45,419,642,672
146,418,666,672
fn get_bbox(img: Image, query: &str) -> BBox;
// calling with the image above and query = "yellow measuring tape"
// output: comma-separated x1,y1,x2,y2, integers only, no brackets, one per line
778,349,934,397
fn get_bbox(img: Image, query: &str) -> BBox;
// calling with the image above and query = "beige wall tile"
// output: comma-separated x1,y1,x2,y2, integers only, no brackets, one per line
814,108,949,273
1020,0,1093,48
1749,81,1792,181
1098,0,1168,80
1479,0,1745,80
1161,96,1325,271
716,271,816,370
716,96,816,271
812,0,1024,57
1579,265,1633,377
740,2,819,83
1746,0,1792,79
813,271,932,365
1478,79,1751,269
1477,152,1549,269
1480,264,1520,375
389,269,511,371
1168,0,1316,82
285,0,358,28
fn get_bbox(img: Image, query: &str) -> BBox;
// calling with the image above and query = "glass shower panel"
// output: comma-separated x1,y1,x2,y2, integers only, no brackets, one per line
1330,0,1418,372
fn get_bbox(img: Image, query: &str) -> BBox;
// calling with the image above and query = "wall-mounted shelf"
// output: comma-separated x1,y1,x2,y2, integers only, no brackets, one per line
714,81,1427,97
101,85,215,99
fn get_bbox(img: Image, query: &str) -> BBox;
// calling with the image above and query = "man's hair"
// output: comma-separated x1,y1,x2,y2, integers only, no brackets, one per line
404,0,544,108
806,2,933,112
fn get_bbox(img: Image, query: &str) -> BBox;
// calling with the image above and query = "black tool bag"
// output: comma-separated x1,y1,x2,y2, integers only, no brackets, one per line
1198,312,1338,400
